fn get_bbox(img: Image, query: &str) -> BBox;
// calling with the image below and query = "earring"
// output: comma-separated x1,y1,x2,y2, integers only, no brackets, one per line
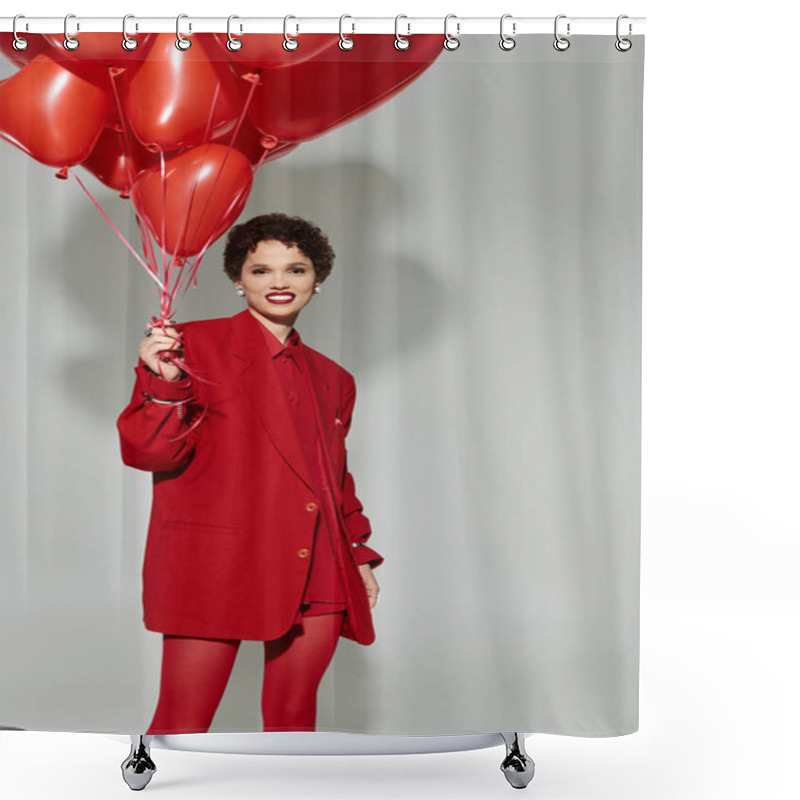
313,285,321,294
236,287,245,297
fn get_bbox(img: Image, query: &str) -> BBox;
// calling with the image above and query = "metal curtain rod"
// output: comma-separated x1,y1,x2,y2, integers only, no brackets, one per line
0,16,646,36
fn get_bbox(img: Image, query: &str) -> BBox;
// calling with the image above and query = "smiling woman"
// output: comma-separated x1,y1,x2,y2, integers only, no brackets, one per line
117,212,383,735
1,21,647,791
236,240,319,337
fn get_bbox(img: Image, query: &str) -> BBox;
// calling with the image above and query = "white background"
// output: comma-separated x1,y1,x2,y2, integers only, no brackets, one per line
1,1,798,799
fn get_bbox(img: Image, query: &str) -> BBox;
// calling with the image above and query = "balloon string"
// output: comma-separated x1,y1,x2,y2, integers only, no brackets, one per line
166,256,189,312
169,66,225,262
158,148,169,318
108,66,180,324
253,146,272,173
229,72,272,176
201,181,252,255
147,325,215,388
107,67,139,197
169,401,209,442
170,72,259,272
136,215,160,284
110,68,176,319
72,172,166,293
157,69,260,295
77,61,261,325
228,71,260,150
202,80,222,143
146,334,212,441
178,254,207,301
181,169,253,284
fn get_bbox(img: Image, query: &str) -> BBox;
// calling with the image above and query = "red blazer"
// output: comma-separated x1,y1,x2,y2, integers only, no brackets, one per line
117,309,382,644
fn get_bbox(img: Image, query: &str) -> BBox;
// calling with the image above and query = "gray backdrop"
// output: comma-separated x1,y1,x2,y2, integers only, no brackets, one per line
0,35,643,735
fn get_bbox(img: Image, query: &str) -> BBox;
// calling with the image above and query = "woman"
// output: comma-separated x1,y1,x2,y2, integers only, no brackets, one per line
117,213,382,733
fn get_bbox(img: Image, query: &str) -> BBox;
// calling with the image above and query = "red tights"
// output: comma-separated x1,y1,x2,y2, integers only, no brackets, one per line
146,612,345,734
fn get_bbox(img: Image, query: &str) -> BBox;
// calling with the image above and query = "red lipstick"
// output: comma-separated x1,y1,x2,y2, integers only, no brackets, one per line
266,292,296,304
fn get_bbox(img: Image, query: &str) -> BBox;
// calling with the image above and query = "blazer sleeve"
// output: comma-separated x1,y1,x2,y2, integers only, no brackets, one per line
116,361,198,473
340,373,384,569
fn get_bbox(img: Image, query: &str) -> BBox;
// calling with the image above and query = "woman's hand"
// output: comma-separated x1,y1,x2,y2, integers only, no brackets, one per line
139,322,184,382
358,564,380,609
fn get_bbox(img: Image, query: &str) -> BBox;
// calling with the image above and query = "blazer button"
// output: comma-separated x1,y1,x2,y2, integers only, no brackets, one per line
306,502,318,512
297,548,310,558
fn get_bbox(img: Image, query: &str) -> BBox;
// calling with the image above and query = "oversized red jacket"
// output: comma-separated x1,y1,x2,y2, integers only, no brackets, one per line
117,309,382,644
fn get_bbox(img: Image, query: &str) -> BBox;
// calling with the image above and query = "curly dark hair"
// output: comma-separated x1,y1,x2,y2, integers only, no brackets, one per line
223,213,335,283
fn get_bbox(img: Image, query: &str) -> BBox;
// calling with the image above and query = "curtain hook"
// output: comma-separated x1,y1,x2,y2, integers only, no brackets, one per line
339,14,354,50
283,15,299,51
394,15,410,51
122,14,139,51
227,15,242,51
64,13,80,51
615,14,632,52
553,14,570,51
444,14,460,51
175,14,192,50
12,14,29,51
499,14,516,51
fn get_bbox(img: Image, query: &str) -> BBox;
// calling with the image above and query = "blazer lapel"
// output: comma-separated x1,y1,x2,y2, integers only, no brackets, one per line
229,310,316,493
296,344,345,507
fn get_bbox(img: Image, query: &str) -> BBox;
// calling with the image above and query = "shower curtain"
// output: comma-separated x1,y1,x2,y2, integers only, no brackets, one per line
0,23,643,737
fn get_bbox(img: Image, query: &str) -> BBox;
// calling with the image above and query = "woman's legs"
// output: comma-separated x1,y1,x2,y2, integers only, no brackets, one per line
147,634,241,734
261,612,345,731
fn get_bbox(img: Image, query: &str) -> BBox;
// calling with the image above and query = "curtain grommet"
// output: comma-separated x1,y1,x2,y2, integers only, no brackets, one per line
615,15,632,51
553,14,570,51
283,15,299,51
227,15,243,52
394,15,410,51
122,14,139,51
12,14,29,51
64,13,79,51
444,14,460,51
339,14,355,50
499,14,516,51
175,14,191,50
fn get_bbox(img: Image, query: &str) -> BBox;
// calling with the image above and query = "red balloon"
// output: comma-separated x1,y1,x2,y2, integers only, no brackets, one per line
80,122,160,193
131,143,253,257
0,55,112,167
243,34,442,143
121,33,243,151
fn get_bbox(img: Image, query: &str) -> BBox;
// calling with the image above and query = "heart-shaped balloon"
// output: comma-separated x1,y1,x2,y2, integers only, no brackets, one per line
243,34,442,143
80,122,160,194
120,33,243,151
0,55,111,167
131,143,253,257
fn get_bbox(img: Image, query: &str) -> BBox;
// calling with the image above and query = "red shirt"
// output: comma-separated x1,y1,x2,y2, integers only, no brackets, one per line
258,322,349,620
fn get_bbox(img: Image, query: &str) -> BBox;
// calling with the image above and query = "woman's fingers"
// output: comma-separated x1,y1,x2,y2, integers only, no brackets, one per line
358,565,379,608
145,336,182,354
145,324,180,343
139,324,184,380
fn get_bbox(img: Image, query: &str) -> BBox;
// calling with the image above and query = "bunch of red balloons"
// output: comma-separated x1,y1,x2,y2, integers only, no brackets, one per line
0,31,441,266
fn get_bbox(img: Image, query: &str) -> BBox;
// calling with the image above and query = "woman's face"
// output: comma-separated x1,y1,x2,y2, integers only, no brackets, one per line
235,239,319,326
